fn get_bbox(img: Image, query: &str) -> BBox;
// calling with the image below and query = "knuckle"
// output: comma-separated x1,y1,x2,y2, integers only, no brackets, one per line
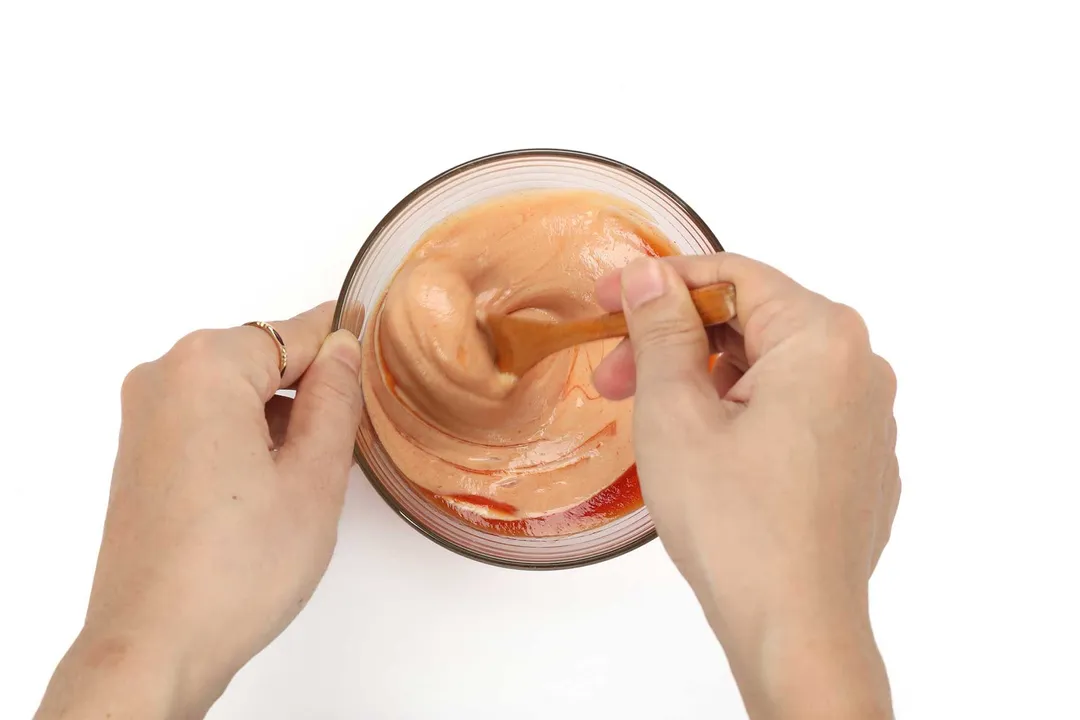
829,304,871,347
170,329,218,362
820,304,871,371
165,329,225,383
308,360,362,415
876,355,898,400
631,318,706,357
120,362,153,405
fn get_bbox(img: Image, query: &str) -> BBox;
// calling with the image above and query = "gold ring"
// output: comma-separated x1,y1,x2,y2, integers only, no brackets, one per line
244,321,287,377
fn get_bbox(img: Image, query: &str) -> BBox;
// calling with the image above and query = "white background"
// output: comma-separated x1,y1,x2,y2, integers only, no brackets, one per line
2,2,1078,718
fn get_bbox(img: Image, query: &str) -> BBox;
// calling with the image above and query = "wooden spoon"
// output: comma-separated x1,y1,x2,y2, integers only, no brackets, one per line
484,282,736,377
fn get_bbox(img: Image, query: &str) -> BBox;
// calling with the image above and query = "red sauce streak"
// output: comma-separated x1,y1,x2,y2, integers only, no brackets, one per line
418,464,643,538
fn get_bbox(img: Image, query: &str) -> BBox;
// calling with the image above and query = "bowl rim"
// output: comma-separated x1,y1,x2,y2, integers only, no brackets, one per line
332,147,723,570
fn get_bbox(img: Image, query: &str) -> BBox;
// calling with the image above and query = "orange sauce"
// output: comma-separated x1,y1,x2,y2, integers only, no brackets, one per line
392,214,678,537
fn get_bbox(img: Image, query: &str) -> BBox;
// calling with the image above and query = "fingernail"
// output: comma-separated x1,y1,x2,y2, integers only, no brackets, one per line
621,258,669,311
324,329,362,374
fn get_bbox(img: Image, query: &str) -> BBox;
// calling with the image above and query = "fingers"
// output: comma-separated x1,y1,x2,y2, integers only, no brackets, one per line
594,269,623,313
592,338,636,400
594,334,747,402
156,301,338,410
234,302,338,400
595,253,821,364
620,258,716,411
276,329,364,501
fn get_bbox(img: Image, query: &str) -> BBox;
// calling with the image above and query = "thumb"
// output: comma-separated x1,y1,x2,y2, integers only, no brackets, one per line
278,329,364,484
621,257,714,404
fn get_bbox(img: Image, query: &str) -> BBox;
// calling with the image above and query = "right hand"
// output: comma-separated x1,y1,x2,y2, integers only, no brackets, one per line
593,254,899,719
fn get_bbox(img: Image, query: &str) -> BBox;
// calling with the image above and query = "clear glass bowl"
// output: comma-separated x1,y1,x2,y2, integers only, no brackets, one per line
333,149,723,570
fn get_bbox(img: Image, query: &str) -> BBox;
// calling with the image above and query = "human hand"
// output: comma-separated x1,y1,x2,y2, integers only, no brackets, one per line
36,303,363,720
593,255,899,719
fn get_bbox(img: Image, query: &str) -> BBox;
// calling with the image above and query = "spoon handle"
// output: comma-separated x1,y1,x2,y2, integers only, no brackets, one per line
489,282,737,377
563,281,736,344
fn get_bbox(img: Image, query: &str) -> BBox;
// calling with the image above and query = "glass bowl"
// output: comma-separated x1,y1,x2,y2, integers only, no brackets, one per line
333,149,723,570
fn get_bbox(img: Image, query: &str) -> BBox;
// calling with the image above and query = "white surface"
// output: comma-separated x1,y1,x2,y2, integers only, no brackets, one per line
1,2,1078,718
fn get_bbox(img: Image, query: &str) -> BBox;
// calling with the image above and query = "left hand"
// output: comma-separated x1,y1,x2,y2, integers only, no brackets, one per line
35,302,364,720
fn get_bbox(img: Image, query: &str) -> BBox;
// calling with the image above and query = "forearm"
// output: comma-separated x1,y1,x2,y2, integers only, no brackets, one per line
698,578,893,720
733,612,893,720
35,629,207,720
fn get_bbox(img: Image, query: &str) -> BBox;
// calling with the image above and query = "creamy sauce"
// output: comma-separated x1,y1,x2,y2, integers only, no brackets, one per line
360,189,673,533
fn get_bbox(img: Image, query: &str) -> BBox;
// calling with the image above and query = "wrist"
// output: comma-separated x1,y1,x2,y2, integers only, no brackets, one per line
744,609,892,720
35,627,216,720
697,574,892,719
